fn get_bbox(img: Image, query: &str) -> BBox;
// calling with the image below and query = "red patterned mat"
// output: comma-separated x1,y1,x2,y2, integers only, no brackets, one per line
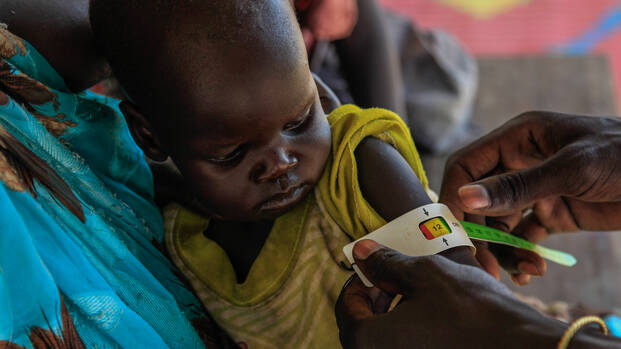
382,0,621,107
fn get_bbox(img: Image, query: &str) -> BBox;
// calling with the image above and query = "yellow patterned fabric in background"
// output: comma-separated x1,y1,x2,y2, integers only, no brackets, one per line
435,0,531,19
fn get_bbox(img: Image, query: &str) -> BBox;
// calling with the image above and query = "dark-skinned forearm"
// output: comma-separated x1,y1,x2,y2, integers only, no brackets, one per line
571,332,621,349
515,318,621,349
335,0,405,117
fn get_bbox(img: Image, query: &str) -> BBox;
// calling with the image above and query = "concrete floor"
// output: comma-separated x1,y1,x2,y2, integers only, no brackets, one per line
422,54,621,309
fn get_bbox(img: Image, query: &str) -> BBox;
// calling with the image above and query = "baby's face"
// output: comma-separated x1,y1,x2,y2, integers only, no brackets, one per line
168,66,331,221
122,0,332,221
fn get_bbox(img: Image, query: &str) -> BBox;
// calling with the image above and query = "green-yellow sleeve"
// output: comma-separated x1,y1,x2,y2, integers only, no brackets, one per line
316,104,429,240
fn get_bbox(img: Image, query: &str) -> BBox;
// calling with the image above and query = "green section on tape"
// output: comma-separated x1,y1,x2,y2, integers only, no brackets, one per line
460,221,577,267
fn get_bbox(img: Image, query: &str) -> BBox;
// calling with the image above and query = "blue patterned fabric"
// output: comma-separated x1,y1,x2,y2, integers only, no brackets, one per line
0,27,214,348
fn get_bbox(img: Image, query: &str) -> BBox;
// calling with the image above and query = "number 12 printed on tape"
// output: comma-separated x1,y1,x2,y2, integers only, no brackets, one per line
342,204,576,288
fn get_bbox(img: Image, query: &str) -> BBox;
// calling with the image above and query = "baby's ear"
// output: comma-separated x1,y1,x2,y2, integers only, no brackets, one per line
313,73,340,114
119,101,168,161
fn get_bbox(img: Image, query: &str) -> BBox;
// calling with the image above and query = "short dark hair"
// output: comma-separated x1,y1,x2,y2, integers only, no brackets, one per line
89,0,304,128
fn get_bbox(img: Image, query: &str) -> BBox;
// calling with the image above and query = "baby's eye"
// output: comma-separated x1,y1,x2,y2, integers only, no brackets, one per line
208,145,246,166
284,108,313,133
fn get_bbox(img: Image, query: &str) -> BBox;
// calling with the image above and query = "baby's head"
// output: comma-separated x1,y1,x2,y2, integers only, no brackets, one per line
90,0,332,221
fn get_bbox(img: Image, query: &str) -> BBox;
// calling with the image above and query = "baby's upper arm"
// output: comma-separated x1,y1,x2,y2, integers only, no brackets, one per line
354,137,432,222
355,137,479,267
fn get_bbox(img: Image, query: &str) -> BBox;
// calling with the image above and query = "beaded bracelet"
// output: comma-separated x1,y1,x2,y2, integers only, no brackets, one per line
557,315,609,349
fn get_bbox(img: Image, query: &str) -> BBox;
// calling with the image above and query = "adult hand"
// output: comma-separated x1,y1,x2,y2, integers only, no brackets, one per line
335,240,610,349
440,111,621,284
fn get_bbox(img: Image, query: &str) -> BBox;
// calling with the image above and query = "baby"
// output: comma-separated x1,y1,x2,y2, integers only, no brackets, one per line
90,0,478,347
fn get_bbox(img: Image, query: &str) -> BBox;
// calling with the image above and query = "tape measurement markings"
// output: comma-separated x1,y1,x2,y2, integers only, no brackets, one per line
460,221,577,267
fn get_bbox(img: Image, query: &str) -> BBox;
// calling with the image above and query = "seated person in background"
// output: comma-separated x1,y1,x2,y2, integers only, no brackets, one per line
90,0,479,347
294,0,479,154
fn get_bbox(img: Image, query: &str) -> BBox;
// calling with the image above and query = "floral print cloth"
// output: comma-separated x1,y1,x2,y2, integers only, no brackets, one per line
0,25,223,349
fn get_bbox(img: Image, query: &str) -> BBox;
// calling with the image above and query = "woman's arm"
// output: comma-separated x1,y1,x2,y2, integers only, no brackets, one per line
335,0,406,117
441,111,621,282
336,241,621,349
0,0,110,91
355,137,479,266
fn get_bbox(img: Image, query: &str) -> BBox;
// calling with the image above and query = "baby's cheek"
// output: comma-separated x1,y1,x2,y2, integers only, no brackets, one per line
206,184,262,218
306,119,331,176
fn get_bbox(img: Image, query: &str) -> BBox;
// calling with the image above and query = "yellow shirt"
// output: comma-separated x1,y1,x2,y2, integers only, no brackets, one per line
164,105,428,349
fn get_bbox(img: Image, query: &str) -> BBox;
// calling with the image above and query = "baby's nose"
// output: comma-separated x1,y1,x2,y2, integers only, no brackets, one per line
254,148,298,183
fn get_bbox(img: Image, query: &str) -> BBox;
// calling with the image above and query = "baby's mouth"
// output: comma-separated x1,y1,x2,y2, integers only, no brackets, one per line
259,184,309,212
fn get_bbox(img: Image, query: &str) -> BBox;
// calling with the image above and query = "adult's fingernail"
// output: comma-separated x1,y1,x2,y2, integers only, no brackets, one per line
511,273,531,286
539,261,547,275
353,239,381,260
458,185,490,209
518,262,539,276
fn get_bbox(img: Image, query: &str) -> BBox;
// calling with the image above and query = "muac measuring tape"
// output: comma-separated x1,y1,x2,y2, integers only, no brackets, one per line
460,220,576,267
343,203,576,287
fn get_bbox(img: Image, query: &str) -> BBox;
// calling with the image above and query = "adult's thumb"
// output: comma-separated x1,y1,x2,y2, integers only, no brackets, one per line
353,240,434,295
457,157,569,215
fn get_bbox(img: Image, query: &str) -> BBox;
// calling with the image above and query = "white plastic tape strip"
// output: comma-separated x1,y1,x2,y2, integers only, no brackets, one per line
343,203,475,287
